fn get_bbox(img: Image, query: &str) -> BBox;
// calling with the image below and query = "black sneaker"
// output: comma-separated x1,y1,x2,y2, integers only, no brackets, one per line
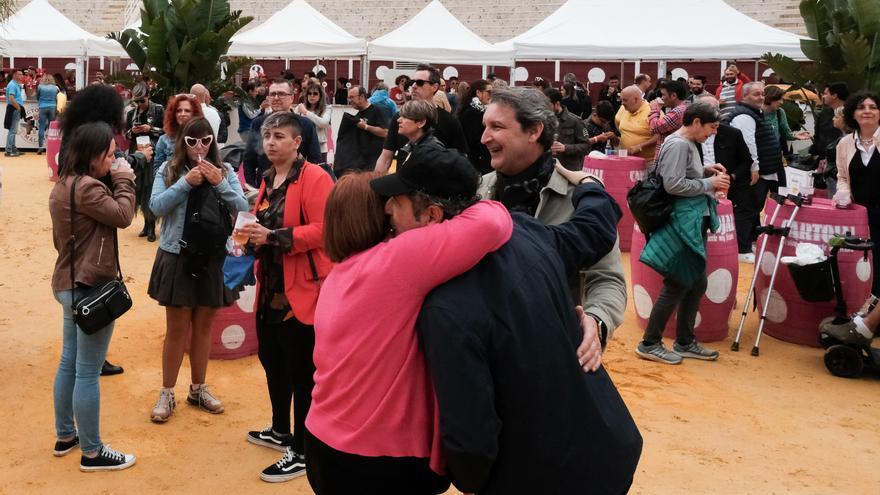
80,445,136,472
260,448,306,483
247,427,294,452
53,435,79,457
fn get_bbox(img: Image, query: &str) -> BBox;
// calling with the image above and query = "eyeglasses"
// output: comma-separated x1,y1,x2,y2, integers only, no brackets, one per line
176,93,197,99
268,92,292,98
184,135,214,148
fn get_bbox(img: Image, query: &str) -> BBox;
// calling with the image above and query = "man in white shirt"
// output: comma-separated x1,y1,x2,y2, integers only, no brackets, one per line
190,83,221,140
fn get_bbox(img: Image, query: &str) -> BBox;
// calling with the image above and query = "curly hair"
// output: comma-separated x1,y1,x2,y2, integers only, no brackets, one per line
843,91,880,132
163,93,204,138
59,84,125,134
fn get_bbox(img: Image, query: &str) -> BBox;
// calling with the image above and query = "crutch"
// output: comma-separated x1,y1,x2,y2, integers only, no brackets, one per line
751,194,805,356
731,192,788,352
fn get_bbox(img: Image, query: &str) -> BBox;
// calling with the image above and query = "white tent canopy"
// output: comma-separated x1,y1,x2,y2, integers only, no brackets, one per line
368,0,514,66
229,0,365,58
0,0,125,57
502,0,806,60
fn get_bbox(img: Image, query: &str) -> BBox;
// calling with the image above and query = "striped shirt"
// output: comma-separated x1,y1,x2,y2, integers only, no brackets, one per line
719,82,737,118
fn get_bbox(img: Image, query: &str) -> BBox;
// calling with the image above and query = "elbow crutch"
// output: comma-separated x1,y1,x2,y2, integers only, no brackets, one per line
731,192,787,352
751,194,805,356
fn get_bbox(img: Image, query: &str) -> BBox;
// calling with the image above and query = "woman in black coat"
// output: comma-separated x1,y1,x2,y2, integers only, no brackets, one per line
457,79,493,174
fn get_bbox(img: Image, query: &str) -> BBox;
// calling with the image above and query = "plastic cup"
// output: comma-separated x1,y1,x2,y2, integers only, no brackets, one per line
233,212,257,246
617,148,628,158
136,136,150,151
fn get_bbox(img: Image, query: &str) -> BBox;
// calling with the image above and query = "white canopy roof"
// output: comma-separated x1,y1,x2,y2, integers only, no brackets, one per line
368,0,514,66
503,0,806,60
0,0,125,57
229,0,366,58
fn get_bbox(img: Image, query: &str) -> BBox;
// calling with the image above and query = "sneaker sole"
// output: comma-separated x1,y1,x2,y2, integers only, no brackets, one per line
247,435,290,452
53,445,79,457
674,350,719,361
634,348,682,365
186,397,224,414
260,470,307,483
80,457,137,472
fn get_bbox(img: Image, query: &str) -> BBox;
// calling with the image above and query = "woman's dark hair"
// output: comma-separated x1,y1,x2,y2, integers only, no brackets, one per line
458,80,488,117
59,84,125,134
60,122,115,178
166,117,224,186
395,74,410,86
843,91,880,131
324,171,388,262
53,72,65,90
304,82,327,115
683,101,721,126
764,85,785,105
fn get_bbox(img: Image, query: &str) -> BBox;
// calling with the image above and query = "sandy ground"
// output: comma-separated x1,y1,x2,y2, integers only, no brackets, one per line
0,154,877,495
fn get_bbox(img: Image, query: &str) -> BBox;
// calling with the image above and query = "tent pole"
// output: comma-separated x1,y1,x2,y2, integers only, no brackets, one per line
754,60,759,80
361,55,369,87
720,61,725,80
509,65,515,86
554,60,560,82
620,60,624,82
348,59,353,79
482,65,487,79
634,60,641,80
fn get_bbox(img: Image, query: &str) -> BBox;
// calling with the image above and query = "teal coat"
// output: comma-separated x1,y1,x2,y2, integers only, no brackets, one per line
639,195,719,287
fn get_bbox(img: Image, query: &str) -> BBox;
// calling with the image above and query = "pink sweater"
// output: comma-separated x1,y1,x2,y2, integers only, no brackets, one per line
307,201,513,471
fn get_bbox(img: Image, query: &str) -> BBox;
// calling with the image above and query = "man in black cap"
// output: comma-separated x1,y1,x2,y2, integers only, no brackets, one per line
124,83,164,241
371,144,641,495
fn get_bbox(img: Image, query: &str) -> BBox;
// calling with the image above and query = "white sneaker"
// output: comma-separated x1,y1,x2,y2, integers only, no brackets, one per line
738,252,755,263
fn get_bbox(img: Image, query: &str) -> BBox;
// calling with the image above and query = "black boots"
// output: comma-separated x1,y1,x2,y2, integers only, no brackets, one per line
138,221,157,242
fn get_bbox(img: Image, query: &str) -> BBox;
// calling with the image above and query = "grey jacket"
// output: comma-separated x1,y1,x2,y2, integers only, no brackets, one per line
479,167,628,339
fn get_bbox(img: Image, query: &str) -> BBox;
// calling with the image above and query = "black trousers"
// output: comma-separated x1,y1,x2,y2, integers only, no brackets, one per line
728,182,757,254
256,314,315,453
304,429,449,495
642,220,710,346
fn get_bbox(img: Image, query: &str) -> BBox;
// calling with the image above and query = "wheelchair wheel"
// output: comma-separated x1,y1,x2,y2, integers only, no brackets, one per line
824,345,864,378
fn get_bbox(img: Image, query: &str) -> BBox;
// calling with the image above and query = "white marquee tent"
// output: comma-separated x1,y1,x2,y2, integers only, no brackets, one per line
0,0,125,58
228,0,366,58
502,0,806,60
368,0,514,66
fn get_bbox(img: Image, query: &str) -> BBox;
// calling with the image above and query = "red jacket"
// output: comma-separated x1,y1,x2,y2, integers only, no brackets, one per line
254,162,333,324
714,72,752,102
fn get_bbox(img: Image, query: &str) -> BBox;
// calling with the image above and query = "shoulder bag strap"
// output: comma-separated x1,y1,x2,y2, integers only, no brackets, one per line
68,176,80,312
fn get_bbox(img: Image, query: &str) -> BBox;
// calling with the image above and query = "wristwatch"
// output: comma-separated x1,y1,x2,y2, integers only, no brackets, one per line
585,312,608,348
266,229,277,245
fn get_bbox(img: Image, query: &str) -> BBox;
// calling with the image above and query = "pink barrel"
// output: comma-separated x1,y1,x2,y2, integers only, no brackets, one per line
755,197,871,346
630,199,739,342
209,285,259,359
46,121,62,182
583,155,647,252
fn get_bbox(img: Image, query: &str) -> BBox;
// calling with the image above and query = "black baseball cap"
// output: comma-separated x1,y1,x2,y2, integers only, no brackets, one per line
370,144,479,200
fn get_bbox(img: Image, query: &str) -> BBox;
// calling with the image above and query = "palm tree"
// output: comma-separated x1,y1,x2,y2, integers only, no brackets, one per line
0,0,15,21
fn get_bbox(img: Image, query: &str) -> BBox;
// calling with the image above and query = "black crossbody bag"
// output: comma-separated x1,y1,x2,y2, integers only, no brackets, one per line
627,144,672,235
68,176,133,335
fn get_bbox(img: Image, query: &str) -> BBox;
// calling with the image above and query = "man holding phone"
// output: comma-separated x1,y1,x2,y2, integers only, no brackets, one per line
125,84,164,241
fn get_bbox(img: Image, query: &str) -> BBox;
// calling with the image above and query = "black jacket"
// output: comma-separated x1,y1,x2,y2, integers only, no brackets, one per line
418,184,641,495
555,108,591,171
810,106,841,159
243,112,322,187
459,103,491,174
713,123,753,188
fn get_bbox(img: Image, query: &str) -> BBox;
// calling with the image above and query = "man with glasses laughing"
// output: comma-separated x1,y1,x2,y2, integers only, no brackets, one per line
243,79,323,188
375,64,468,173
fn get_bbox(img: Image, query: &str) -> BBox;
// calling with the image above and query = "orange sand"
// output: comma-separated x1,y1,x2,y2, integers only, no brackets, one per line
0,154,877,494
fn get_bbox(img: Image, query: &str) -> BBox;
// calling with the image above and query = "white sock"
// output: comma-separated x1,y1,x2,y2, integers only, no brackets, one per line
852,316,873,339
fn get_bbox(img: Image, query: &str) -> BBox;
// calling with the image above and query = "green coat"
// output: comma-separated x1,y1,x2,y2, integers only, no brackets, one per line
639,195,719,287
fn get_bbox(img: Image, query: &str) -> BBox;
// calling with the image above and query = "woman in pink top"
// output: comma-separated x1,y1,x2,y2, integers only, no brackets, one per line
305,146,513,494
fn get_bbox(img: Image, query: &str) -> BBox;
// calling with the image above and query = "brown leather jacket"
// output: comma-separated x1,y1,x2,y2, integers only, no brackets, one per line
50,170,136,291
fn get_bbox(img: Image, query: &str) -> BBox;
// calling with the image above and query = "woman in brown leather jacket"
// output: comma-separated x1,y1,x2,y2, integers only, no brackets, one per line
49,122,137,472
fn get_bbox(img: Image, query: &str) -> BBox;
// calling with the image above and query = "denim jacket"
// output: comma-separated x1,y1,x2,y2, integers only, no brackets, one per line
149,161,248,254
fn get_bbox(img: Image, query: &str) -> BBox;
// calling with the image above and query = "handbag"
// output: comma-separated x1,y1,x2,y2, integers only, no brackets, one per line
627,145,672,235
68,176,133,335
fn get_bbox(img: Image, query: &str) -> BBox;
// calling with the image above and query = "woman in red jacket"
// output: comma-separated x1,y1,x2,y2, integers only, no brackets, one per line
235,111,334,483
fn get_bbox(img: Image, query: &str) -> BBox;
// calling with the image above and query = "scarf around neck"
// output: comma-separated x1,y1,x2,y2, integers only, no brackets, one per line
494,151,555,215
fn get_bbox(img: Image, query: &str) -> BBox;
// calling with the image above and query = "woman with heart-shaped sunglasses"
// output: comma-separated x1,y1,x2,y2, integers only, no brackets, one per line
146,116,248,424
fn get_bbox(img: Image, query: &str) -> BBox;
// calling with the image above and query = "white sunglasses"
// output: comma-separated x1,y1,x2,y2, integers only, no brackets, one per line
184,135,213,148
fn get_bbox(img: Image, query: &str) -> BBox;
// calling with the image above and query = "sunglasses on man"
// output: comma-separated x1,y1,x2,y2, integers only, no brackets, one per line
411,79,434,87
184,135,214,148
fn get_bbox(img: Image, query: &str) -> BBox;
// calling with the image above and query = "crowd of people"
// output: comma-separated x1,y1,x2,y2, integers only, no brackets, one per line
38,55,880,494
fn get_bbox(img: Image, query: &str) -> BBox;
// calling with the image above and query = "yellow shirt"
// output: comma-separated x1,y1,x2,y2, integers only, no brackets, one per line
615,101,656,161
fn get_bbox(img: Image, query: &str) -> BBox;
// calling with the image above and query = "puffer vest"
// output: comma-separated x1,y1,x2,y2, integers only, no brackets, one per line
725,103,783,177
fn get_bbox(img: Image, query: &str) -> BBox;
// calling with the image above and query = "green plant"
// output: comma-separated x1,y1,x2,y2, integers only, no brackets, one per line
762,0,880,94
109,0,252,103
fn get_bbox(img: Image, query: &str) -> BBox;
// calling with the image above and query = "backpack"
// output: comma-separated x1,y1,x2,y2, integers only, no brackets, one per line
179,182,233,277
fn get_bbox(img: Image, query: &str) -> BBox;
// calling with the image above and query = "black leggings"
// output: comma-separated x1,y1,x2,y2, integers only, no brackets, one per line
256,314,315,453
304,429,449,495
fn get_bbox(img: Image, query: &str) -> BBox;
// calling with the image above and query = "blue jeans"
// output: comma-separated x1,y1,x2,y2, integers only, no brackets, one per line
53,289,115,454
5,107,20,152
38,107,56,148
